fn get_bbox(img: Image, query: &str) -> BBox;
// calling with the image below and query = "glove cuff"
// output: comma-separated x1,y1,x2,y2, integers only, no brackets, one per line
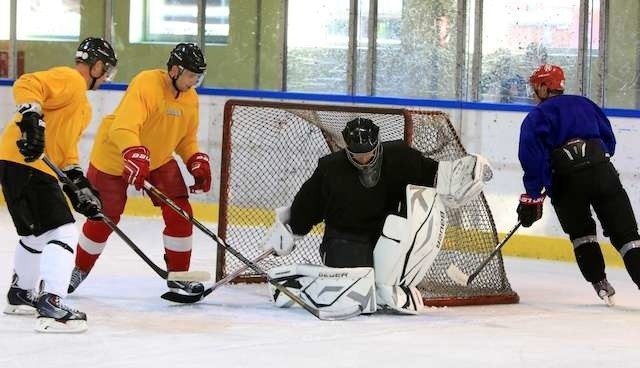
519,193,545,204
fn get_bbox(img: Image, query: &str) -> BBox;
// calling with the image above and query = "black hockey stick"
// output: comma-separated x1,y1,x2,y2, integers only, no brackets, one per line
207,249,275,293
446,221,521,286
42,156,211,288
143,180,362,320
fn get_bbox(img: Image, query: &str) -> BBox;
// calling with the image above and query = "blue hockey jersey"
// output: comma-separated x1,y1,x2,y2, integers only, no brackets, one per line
518,94,616,198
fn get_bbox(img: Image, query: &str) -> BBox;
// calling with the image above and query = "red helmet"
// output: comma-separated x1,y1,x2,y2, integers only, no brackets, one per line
529,64,565,90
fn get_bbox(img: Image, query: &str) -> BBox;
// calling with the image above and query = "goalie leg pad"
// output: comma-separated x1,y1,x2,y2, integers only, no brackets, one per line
268,264,376,314
374,186,447,314
376,285,425,315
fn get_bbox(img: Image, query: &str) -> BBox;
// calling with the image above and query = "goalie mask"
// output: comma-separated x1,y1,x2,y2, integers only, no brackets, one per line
342,118,383,188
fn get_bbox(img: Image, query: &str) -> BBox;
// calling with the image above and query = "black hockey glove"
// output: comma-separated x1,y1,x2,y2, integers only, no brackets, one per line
62,167,103,220
15,112,46,162
517,194,545,227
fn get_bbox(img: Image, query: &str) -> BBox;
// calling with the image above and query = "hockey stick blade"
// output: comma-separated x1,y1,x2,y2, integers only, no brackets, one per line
161,288,213,304
446,264,470,286
167,271,211,282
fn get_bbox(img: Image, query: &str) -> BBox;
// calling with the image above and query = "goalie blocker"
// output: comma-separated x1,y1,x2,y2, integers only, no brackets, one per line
269,185,447,315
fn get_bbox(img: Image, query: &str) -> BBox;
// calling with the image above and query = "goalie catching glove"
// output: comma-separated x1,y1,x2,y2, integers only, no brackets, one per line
436,153,492,208
264,206,302,256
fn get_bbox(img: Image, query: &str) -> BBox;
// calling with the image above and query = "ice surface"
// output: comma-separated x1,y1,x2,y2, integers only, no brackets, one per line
1,212,639,368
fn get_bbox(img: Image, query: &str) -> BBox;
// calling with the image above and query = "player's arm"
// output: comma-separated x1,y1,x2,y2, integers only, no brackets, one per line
176,105,211,194
264,165,325,256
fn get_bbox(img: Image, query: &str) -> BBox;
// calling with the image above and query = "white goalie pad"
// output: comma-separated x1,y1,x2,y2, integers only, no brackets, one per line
267,264,376,314
374,185,447,314
436,154,492,208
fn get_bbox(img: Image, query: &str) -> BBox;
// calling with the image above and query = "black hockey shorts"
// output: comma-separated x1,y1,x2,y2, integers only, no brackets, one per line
0,161,74,237
320,227,377,268
551,162,640,248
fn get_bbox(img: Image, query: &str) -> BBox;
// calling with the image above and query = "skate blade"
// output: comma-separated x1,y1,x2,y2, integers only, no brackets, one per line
35,317,88,333
600,293,615,307
3,304,36,316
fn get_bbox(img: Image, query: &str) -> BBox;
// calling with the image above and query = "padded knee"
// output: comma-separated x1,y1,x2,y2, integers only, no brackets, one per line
572,236,605,283
619,241,640,288
161,198,193,237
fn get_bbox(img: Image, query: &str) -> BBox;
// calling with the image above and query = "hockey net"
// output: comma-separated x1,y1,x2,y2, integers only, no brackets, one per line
217,99,519,306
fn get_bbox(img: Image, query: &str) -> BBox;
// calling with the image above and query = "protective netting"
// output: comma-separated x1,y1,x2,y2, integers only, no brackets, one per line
217,100,518,306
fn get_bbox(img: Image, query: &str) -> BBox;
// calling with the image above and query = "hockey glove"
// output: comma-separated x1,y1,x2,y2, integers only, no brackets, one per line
264,206,302,256
517,194,545,227
122,146,150,190
186,152,211,193
15,103,46,162
62,167,103,219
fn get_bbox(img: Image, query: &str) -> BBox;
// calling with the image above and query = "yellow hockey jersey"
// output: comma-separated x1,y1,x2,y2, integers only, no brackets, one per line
0,66,91,177
90,69,201,175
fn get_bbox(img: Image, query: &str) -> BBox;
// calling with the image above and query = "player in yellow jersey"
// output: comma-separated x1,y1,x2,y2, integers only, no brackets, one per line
0,37,118,333
68,43,211,301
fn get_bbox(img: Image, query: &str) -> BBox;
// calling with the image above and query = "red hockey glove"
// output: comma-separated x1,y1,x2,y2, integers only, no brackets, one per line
122,146,150,190
187,152,211,193
517,194,545,227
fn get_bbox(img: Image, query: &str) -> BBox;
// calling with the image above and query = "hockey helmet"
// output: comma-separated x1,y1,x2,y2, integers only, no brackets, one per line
342,118,383,188
529,64,565,91
342,118,380,154
167,43,207,88
75,37,118,81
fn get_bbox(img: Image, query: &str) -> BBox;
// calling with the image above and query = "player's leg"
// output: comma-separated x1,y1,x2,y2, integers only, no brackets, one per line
150,160,203,296
552,171,612,303
70,164,127,293
591,163,640,289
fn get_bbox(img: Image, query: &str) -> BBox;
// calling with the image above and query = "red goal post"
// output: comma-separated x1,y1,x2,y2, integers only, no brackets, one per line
216,99,519,307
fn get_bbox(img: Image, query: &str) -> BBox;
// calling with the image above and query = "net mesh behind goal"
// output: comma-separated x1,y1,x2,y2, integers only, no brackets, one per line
217,99,518,306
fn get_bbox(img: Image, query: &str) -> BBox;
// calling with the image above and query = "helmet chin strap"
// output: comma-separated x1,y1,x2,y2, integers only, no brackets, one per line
170,67,185,98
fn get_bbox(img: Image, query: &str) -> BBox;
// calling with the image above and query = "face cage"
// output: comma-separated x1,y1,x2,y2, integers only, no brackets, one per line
345,142,381,171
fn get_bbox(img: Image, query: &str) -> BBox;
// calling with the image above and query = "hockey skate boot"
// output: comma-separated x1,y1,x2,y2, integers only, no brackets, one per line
35,292,87,333
4,272,36,315
68,266,89,294
592,279,615,307
4,287,37,315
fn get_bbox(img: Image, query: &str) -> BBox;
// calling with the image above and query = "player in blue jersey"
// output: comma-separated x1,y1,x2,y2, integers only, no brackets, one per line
516,64,640,305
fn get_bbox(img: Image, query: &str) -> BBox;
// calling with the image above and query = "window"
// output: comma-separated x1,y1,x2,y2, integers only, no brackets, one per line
479,0,583,103
286,0,350,93
0,0,8,40
17,0,80,41
130,0,229,44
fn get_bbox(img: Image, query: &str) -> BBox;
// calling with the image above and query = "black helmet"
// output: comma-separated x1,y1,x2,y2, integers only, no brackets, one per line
76,37,118,69
342,118,380,153
167,43,207,74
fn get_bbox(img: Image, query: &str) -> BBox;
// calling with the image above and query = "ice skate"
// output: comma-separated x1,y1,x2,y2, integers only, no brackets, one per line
4,272,36,315
35,292,87,333
161,280,211,304
68,266,89,294
592,279,615,307
4,286,37,315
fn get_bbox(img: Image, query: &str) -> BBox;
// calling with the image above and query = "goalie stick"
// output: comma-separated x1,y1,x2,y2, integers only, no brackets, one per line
42,157,211,302
143,180,363,320
446,221,521,286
